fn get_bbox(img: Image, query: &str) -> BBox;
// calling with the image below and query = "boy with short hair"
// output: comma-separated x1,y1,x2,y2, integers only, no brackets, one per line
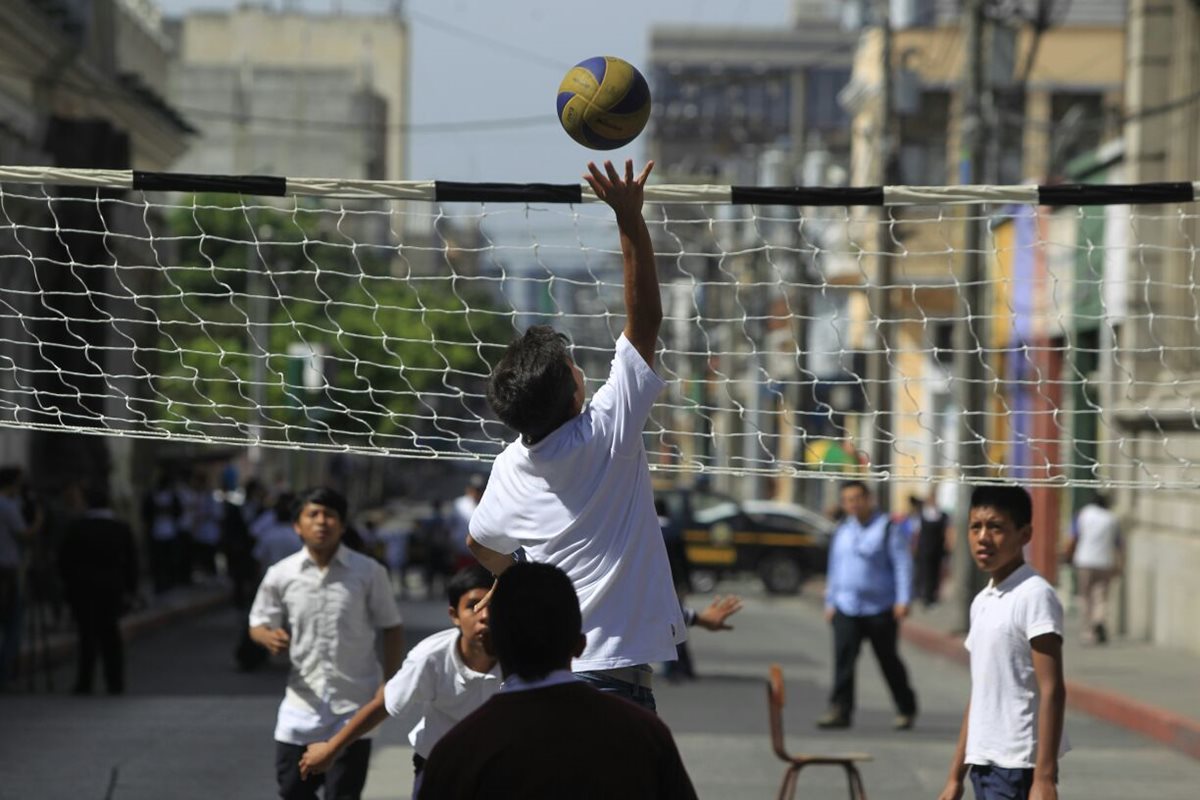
299,565,501,796
249,487,404,800
466,160,685,711
938,485,1068,800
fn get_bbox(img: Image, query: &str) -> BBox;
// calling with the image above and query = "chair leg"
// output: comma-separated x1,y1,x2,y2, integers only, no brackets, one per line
777,765,802,800
847,764,868,800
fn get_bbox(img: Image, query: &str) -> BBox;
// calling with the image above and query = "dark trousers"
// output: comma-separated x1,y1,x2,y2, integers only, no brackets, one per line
68,594,124,694
829,610,917,717
275,739,372,800
969,765,1036,800
913,548,945,606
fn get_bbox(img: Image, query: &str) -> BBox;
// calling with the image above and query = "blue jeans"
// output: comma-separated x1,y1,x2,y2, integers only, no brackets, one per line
969,765,1035,800
575,668,657,713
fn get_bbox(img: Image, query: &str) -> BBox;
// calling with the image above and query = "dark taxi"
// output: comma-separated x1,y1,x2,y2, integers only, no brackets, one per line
655,487,835,595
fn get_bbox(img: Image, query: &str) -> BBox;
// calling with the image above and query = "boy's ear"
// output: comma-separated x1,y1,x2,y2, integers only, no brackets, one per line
448,605,460,626
1019,523,1034,545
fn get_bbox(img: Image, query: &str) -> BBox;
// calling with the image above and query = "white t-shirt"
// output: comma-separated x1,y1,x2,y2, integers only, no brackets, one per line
469,334,686,671
383,627,502,759
249,544,403,745
1072,504,1120,569
964,563,1070,769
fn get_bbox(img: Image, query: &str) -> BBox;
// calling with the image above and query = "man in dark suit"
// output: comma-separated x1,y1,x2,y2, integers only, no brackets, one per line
418,562,698,800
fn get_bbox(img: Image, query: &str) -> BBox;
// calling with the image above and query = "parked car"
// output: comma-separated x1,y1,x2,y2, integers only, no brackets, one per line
655,487,835,595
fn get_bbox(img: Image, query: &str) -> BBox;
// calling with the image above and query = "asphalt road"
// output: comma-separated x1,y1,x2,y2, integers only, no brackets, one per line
1,578,1196,799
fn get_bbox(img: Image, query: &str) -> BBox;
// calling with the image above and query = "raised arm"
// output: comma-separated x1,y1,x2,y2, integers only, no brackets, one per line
585,159,660,366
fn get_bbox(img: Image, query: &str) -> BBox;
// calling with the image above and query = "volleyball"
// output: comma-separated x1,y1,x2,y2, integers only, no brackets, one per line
556,56,651,150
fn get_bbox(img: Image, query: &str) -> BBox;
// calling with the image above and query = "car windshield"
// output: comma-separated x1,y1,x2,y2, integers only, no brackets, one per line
694,500,741,525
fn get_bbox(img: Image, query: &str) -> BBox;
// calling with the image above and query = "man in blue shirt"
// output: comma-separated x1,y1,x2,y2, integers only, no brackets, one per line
818,480,918,730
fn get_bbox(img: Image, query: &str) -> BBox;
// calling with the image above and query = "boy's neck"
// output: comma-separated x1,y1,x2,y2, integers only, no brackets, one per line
987,556,1026,586
458,633,496,674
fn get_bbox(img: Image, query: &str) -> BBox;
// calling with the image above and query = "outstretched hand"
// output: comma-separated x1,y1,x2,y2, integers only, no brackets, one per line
585,159,653,220
695,595,743,631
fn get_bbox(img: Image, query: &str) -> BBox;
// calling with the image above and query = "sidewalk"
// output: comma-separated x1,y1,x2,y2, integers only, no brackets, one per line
901,592,1200,760
15,582,231,678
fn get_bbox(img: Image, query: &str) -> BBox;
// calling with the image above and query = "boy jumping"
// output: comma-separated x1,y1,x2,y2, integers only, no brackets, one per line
938,485,1068,800
466,159,685,711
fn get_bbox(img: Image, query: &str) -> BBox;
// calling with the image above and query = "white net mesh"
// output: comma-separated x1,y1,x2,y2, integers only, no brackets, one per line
0,177,1197,488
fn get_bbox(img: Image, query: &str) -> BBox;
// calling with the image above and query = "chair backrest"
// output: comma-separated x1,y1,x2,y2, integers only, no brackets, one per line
766,663,790,761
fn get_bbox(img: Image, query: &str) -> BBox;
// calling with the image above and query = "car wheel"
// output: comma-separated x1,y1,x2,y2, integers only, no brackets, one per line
760,556,803,595
690,569,718,594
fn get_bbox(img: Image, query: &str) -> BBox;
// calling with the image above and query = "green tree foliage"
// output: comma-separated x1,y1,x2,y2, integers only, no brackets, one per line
154,195,511,447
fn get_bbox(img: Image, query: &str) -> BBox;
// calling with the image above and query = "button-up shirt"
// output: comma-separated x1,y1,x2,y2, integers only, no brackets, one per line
824,511,912,616
249,543,403,745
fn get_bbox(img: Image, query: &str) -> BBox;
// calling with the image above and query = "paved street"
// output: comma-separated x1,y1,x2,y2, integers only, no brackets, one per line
1,579,1196,799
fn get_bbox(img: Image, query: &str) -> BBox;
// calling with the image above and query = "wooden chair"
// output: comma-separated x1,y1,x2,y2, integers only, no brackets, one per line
766,664,871,800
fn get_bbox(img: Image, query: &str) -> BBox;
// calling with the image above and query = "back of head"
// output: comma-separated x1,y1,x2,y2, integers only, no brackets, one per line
486,325,576,444
291,486,348,523
1089,492,1109,510
489,562,581,681
446,563,494,608
969,484,1033,528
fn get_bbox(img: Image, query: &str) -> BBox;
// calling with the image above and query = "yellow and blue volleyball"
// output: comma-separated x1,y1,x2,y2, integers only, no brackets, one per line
556,56,651,150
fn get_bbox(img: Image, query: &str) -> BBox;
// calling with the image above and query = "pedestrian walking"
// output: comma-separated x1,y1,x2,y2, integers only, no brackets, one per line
938,484,1068,800
817,480,918,730
248,487,404,800
1065,493,1122,645
914,488,950,608
0,466,42,690
142,473,182,595
58,484,138,695
447,475,485,574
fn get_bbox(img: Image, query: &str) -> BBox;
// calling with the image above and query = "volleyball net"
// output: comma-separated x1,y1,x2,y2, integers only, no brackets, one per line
1,165,1197,488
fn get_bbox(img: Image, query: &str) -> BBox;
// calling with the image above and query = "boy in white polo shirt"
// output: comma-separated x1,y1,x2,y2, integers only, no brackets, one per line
299,565,501,796
466,159,685,712
938,485,1068,800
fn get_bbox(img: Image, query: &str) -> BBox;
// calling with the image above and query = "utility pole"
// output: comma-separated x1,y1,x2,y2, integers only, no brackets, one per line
869,0,896,512
953,0,991,632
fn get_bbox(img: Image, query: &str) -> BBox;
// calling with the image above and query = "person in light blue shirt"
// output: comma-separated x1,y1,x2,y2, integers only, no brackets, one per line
817,480,918,731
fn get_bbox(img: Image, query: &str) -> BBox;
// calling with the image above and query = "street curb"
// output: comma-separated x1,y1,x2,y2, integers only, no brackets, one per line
900,619,1200,761
20,586,232,672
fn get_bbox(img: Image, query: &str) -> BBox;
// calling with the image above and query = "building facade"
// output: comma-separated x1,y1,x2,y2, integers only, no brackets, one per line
167,5,408,180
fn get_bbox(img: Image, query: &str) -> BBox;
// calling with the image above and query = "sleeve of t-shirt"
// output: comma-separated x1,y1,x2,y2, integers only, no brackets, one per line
588,333,667,457
467,468,521,556
383,647,436,731
248,566,284,628
367,562,404,629
1021,582,1065,641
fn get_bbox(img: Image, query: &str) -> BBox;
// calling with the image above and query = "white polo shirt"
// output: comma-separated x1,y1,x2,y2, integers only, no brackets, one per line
383,627,502,758
964,563,1070,769
470,334,686,671
249,544,403,745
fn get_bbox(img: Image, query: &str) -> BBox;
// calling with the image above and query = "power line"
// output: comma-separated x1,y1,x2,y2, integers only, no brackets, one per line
405,9,566,73
0,64,554,134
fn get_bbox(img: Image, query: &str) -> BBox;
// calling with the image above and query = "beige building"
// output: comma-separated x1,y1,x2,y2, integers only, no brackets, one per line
1117,0,1200,655
169,5,409,180
838,5,1125,509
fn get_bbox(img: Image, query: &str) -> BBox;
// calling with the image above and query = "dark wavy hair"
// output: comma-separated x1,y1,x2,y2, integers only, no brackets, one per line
446,563,494,609
489,562,581,681
969,484,1033,529
486,325,578,444
292,487,348,523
